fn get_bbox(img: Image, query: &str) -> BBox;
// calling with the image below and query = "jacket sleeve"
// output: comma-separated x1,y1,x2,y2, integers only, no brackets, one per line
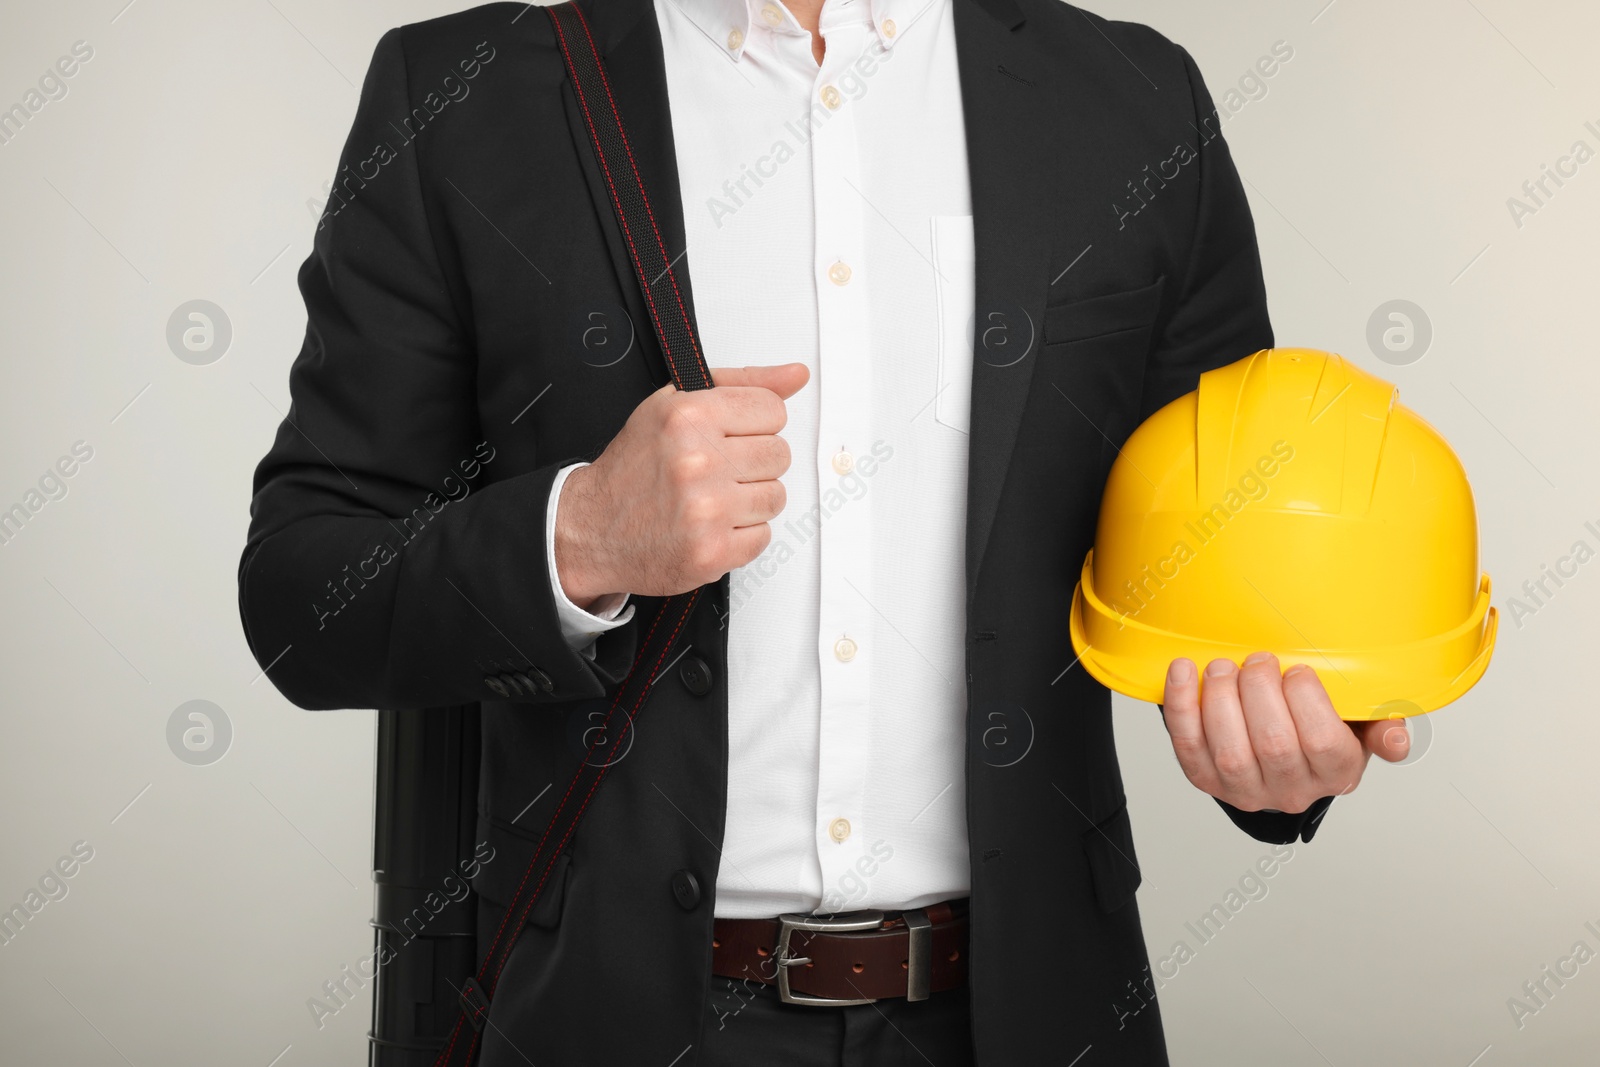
1216,796,1335,845
1144,45,1335,845
238,27,636,712
1137,44,1273,422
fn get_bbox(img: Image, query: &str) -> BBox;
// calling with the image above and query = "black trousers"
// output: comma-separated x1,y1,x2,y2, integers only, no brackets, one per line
699,979,975,1067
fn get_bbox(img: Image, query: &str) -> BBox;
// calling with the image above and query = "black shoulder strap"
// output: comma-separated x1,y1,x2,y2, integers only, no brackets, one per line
549,0,714,392
433,4,709,1063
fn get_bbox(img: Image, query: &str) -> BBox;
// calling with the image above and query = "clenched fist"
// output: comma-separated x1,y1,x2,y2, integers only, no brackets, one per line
553,363,809,608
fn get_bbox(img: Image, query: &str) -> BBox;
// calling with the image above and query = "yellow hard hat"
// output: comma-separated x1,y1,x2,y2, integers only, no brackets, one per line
1069,348,1496,721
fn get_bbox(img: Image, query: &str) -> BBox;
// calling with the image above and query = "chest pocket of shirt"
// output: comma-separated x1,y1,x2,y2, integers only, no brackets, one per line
931,214,977,435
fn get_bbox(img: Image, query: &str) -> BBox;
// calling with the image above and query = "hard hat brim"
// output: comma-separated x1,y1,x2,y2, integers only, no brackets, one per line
1069,551,1497,721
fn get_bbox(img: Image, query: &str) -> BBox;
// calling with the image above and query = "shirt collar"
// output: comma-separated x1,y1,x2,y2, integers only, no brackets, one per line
668,0,923,61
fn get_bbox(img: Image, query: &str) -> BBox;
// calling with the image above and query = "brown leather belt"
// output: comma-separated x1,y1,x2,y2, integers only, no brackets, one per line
710,901,968,1006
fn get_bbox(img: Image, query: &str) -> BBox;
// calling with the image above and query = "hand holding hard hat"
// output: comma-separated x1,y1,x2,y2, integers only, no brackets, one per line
1069,348,1496,809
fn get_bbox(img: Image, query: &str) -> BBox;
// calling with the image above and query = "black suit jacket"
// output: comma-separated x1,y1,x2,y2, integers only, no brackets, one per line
239,1,1331,1063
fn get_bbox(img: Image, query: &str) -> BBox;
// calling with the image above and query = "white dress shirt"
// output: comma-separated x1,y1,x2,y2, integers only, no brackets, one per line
546,0,976,919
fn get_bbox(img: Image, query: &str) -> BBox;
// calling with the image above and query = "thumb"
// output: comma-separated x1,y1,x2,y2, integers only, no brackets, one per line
710,362,810,400
1358,716,1413,764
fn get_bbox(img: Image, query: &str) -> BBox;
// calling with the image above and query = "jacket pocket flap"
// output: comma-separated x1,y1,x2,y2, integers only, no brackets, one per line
1081,800,1143,913
474,822,574,930
1046,276,1166,345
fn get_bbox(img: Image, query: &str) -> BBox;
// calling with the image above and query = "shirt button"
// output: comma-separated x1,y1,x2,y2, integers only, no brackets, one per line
761,4,784,27
829,818,852,843
727,27,744,50
882,19,897,37
820,84,842,110
827,260,852,286
833,636,858,662
831,450,854,475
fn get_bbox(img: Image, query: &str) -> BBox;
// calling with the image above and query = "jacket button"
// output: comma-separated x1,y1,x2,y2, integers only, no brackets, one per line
678,655,714,696
485,676,509,698
670,869,701,910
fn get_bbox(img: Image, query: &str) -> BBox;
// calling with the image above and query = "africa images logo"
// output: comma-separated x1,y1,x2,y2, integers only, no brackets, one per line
1104,442,1296,623
308,42,497,231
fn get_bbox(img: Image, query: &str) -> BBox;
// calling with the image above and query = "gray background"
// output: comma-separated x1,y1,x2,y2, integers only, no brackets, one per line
1,0,1596,1064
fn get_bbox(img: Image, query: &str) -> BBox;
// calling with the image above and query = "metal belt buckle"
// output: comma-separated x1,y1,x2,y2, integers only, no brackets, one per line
774,910,884,1007
773,908,934,1006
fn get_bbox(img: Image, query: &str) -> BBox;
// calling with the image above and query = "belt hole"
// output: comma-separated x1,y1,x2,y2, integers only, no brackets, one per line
711,939,720,948
851,962,865,973
900,960,908,970
756,947,769,957
948,950,961,962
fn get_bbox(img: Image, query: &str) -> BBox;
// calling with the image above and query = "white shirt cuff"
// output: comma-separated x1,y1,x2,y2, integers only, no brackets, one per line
547,462,634,656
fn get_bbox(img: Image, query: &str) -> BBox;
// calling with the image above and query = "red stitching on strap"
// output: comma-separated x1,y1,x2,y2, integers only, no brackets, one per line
477,591,675,981
434,6,711,1061
490,589,701,992
567,3,708,384
566,1,710,387
549,9,681,379
434,605,676,1066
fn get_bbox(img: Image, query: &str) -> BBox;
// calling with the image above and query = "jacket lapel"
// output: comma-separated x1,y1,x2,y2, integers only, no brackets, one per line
952,0,1055,599
559,0,699,389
